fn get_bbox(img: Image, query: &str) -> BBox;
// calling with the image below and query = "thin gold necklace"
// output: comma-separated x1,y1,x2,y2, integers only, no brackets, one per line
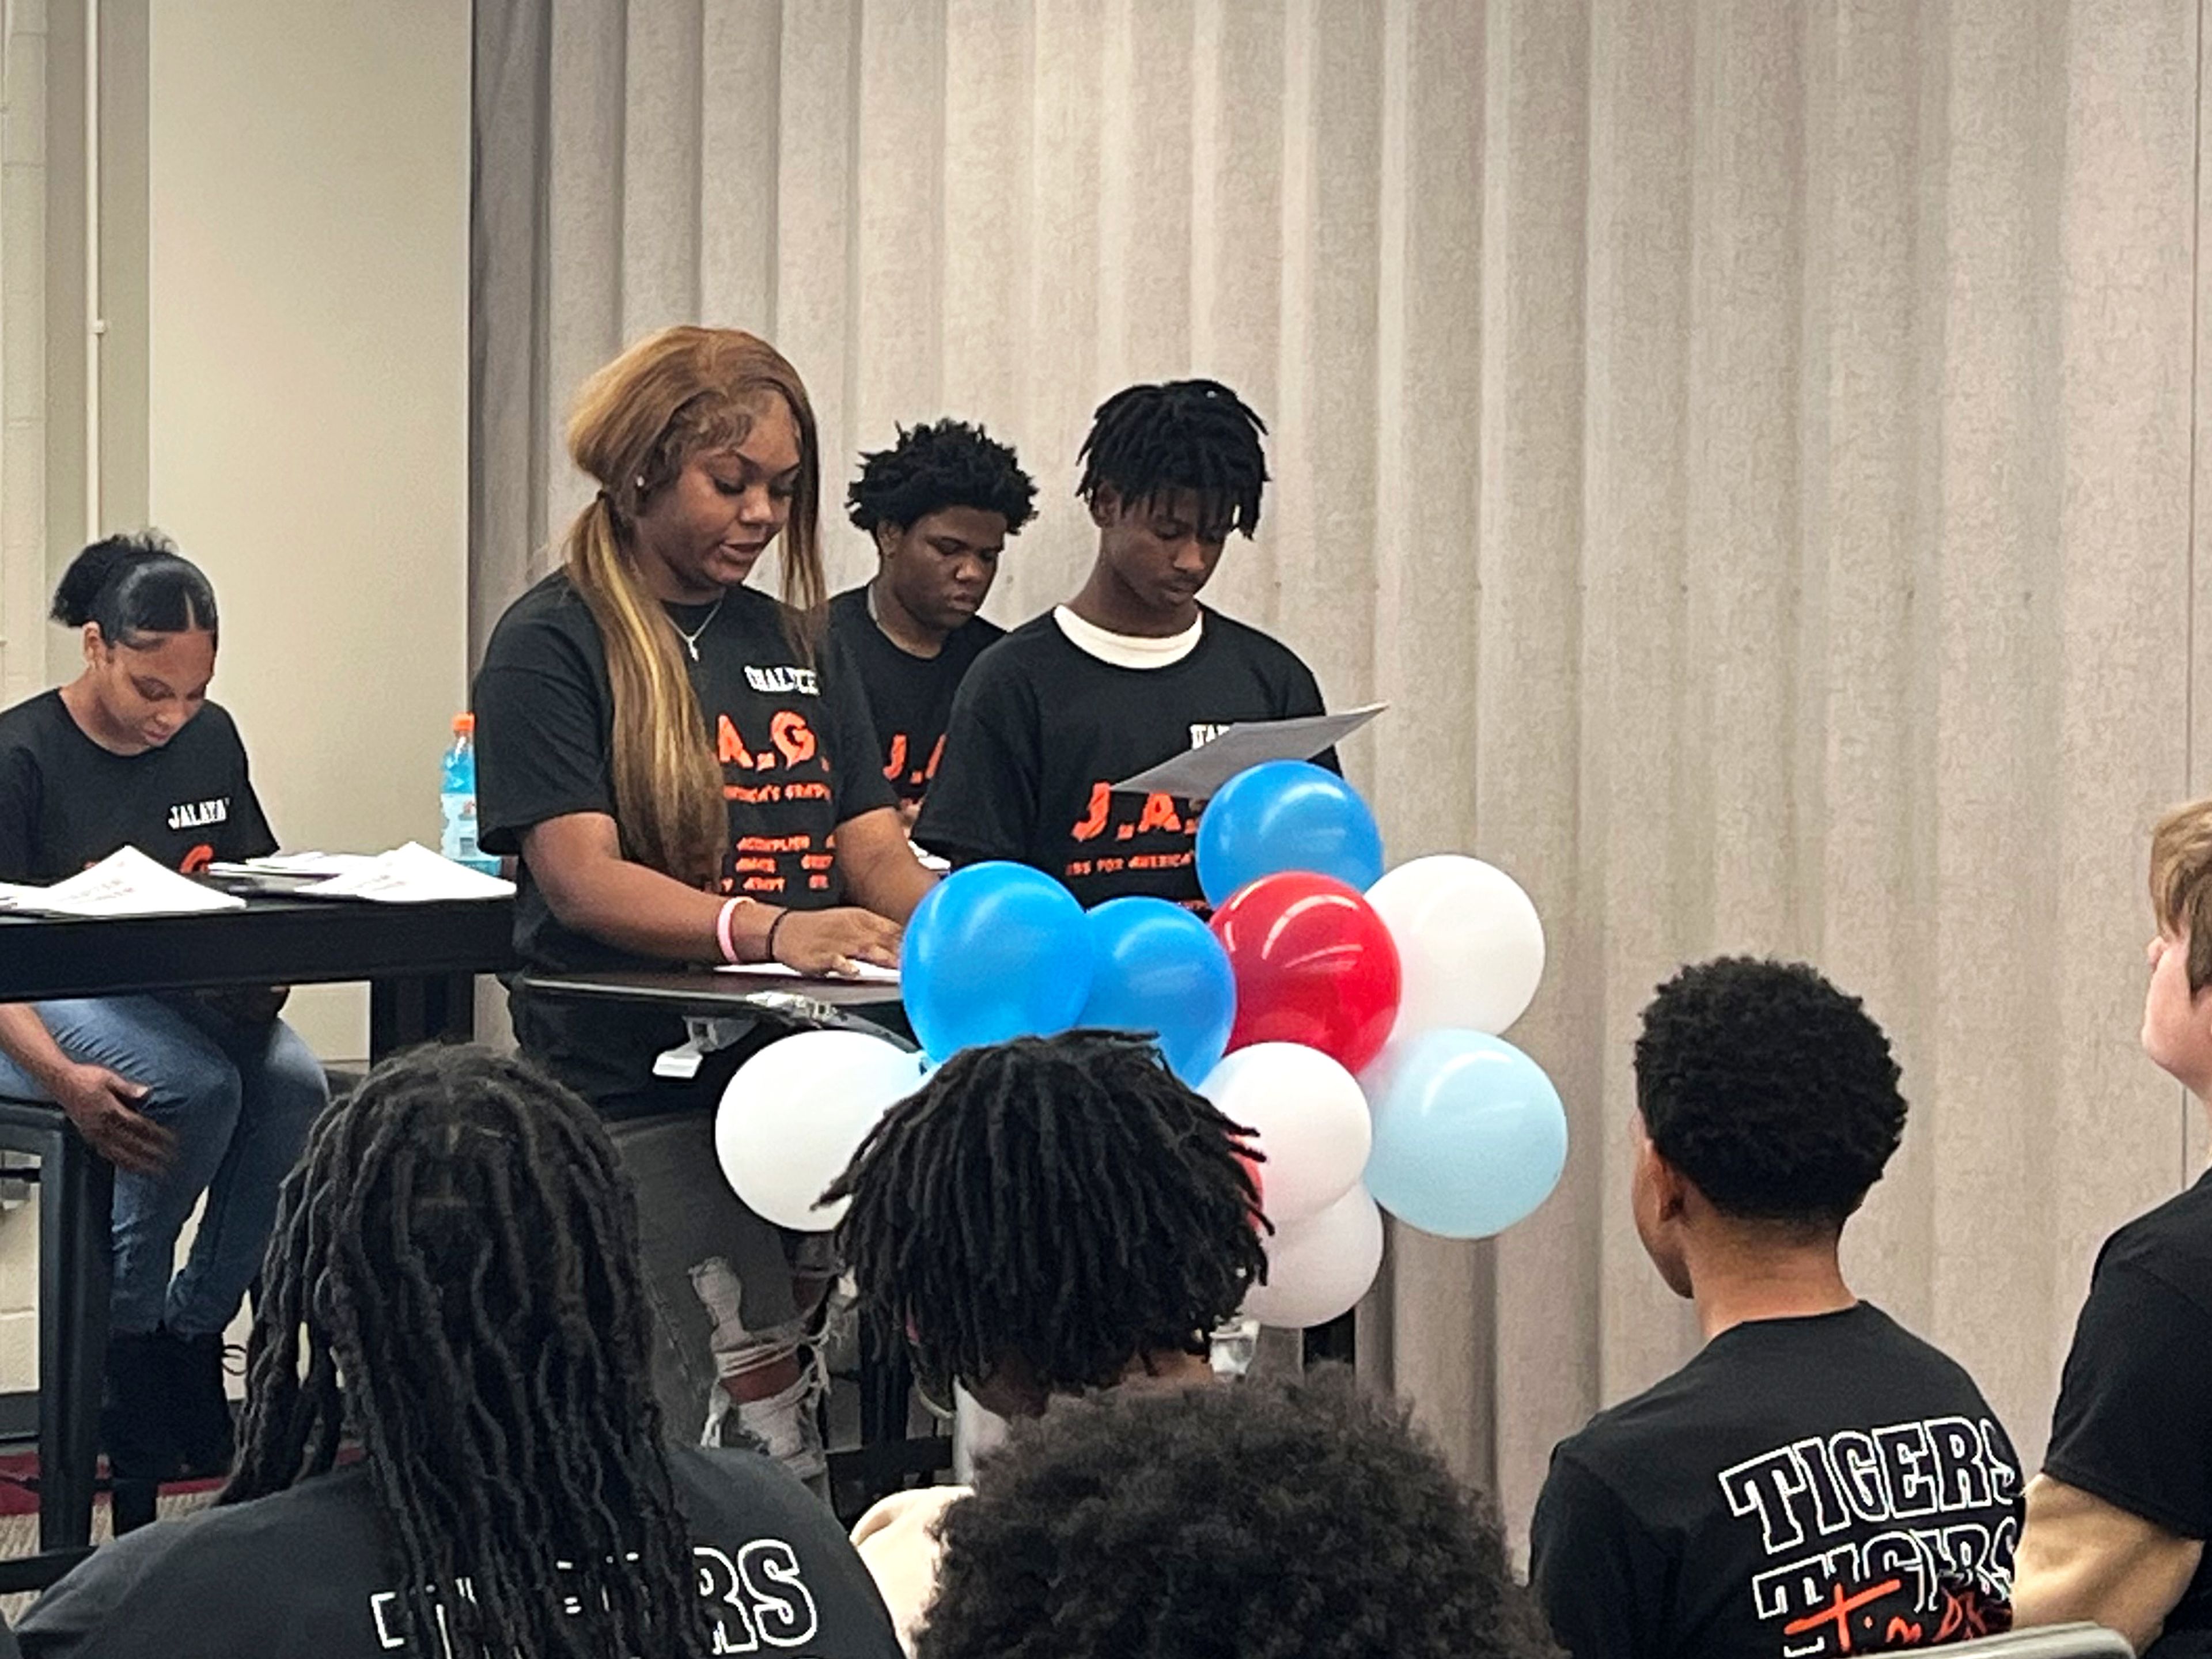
669,592,726,661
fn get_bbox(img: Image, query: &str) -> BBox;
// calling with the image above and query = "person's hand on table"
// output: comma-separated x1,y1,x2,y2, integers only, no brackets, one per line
770,908,902,977
51,1065,174,1175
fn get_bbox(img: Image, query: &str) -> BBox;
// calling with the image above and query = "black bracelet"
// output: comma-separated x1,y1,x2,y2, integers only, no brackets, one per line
764,908,793,965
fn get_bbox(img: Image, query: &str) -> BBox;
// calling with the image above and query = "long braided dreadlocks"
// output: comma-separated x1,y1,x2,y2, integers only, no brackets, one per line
221,1044,707,1657
822,1030,1268,1407
1075,378,1270,537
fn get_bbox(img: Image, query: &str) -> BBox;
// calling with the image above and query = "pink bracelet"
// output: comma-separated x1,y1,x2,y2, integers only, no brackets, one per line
715,896,752,965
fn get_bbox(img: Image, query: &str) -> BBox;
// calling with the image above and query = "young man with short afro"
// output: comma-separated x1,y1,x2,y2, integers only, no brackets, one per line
1530,957,2024,1659
831,419,1037,820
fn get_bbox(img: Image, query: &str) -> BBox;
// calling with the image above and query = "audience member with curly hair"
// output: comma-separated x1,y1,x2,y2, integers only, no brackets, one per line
830,419,1036,819
824,1029,1268,1650
1530,957,2025,1659
915,1369,1556,1659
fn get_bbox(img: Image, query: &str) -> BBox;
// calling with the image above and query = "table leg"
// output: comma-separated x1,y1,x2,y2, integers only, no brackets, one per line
368,972,478,1060
1303,1310,1357,1367
42,1129,112,1552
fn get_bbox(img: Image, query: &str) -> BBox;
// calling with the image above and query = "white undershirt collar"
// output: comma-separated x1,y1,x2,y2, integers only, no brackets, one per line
1052,605,1204,669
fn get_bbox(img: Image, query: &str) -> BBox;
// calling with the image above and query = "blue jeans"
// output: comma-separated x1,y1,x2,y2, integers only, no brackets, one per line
0,996,328,1336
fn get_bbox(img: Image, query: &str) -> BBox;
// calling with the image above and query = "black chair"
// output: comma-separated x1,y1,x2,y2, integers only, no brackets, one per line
0,1064,358,1589
1941,1626,2133,1657
0,1096,113,1559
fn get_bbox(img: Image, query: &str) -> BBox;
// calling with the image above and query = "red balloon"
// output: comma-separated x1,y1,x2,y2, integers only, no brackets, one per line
1210,872,1403,1074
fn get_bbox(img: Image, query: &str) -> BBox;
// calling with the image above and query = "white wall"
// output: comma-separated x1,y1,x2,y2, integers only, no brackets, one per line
0,0,50,713
145,0,469,1058
0,0,469,1388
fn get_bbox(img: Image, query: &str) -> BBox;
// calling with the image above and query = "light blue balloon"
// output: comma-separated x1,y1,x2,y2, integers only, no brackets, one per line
904,862,1094,1062
1077,897,1238,1082
1364,1030,1567,1239
1196,760,1385,907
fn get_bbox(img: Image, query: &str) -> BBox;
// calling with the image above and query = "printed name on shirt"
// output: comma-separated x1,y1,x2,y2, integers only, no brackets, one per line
744,665,819,697
166,796,231,831
366,1537,820,1655
1190,722,1228,748
1718,1416,2020,1657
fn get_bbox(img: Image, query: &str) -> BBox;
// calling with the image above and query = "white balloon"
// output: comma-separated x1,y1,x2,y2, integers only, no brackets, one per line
1242,1185,1385,1330
715,1030,929,1231
1200,1043,1372,1225
1366,855,1546,1039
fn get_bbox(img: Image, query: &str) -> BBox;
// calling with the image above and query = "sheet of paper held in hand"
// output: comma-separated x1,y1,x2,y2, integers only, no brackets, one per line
1109,703,1387,801
0,845,245,917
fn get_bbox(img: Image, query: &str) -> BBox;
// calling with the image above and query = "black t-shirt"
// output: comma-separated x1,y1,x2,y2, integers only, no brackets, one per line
913,609,1328,909
14,1443,904,1658
0,690,275,883
825,585,1003,807
2044,1169,2212,1658
472,574,896,1107
1529,1304,2024,1659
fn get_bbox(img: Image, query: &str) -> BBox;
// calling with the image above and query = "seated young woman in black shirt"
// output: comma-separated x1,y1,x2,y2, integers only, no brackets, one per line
0,536,327,1514
916,380,1330,910
15,1046,903,1659
473,325,934,1485
828,419,1036,823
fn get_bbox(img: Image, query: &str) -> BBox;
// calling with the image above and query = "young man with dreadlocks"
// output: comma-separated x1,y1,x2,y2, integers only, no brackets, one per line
818,1029,1268,1652
915,379,1331,910
831,419,1036,823
14,1046,904,1659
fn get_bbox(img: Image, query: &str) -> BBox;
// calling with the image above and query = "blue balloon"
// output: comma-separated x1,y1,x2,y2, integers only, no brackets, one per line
1196,760,1385,907
1363,1030,1567,1239
903,863,1094,1062
1077,897,1238,1082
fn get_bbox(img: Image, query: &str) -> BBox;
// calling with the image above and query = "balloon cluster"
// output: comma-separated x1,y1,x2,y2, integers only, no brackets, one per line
715,760,1568,1335
1194,762,1567,1328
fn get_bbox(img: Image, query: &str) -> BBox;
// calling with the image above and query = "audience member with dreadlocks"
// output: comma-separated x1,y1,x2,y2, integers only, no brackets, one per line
14,1046,904,1659
915,379,1334,909
830,419,1036,821
820,1029,1268,1652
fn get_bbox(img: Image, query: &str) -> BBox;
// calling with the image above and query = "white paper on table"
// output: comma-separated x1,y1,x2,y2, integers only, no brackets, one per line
293,842,515,903
1109,703,1387,801
207,851,379,880
715,960,901,986
0,845,245,916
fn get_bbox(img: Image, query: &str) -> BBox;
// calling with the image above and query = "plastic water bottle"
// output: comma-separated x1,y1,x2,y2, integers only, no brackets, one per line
439,714,500,875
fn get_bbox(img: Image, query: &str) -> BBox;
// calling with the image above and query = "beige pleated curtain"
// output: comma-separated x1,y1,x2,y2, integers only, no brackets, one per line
471,0,2210,1544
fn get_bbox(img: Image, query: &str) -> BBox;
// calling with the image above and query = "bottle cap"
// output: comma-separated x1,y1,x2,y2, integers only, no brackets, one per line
452,712,476,735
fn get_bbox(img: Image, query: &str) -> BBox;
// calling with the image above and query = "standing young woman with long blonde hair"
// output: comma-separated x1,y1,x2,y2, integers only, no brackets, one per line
472,326,935,1481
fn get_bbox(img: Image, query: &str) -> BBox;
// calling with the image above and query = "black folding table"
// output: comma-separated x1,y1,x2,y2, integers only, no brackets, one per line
0,894,516,1585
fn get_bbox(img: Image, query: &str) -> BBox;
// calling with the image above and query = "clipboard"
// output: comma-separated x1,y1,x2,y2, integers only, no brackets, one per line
1110,703,1385,801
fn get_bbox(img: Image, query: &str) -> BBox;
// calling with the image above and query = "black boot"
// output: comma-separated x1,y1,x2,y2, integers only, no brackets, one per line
164,1330,236,1480
101,1331,181,1485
